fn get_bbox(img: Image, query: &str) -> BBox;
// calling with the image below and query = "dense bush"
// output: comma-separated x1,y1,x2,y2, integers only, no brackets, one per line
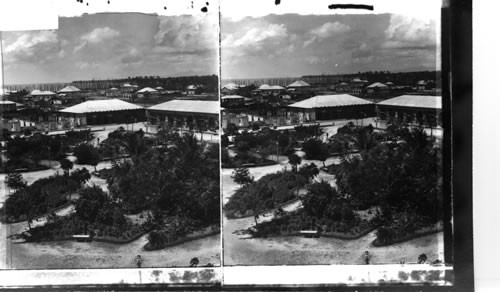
107,134,220,226
1,158,50,173
302,138,329,166
334,127,443,221
25,213,145,243
5,131,92,165
74,143,100,168
225,169,312,218
2,175,82,222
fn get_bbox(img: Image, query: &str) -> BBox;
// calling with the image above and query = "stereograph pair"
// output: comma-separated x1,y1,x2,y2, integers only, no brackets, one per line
0,0,463,288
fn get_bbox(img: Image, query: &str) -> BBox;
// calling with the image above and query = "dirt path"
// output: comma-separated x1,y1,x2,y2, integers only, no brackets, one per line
7,233,220,269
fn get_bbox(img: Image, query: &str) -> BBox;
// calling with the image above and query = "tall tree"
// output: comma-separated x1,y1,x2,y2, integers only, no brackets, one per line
232,167,254,185
6,172,27,193
59,158,73,176
287,153,302,173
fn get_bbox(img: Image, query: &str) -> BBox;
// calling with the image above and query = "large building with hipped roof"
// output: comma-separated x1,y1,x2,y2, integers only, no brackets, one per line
376,95,442,127
287,94,374,123
147,100,219,130
58,99,145,126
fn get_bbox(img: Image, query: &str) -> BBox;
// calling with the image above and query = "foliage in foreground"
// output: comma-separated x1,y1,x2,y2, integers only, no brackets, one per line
247,126,443,245
107,133,220,226
225,164,319,218
2,171,89,223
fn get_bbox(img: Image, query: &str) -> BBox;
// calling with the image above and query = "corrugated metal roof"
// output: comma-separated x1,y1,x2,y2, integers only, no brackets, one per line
58,85,81,93
148,100,219,115
137,87,158,93
377,95,441,109
31,90,56,96
367,82,388,88
59,99,144,114
288,94,373,109
288,80,310,87
222,83,240,90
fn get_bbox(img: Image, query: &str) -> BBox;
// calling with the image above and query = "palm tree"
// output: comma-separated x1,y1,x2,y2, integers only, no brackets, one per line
122,131,149,161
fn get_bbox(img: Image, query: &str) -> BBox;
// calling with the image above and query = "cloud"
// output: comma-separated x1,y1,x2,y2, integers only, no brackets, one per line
311,22,351,38
82,27,120,44
231,23,287,48
222,23,288,59
76,61,100,70
153,14,218,55
383,15,437,49
3,31,59,63
304,22,350,47
120,47,143,64
74,27,120,53
305,56,329,65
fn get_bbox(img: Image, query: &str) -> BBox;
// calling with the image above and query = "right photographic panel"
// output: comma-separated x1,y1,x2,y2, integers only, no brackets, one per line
220,0,451,284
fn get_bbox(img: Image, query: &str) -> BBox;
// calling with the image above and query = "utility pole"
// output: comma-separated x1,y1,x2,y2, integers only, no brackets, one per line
276,141,279,162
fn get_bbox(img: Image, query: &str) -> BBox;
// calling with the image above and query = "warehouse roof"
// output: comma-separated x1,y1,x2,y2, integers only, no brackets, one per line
288,94,372,109
222,83,240,90
137,87,158,93
367,82,388,88
148,100,219,115
31,90,56,96
288,80,311,87
59,99,144,114
377,95,442,109
58,85,81,93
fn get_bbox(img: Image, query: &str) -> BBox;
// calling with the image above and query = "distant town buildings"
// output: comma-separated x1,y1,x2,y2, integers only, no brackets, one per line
0,100,18,113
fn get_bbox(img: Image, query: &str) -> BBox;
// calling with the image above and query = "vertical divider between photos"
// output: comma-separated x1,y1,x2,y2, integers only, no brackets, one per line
217,0,225,281
440,3,453,266
0,30,8,269
449,0,473,290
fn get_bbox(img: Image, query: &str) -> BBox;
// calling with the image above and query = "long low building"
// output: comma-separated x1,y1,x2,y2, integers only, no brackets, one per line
59,99,146,126
147,100,219,130
287,94,374,123
376,95,442,127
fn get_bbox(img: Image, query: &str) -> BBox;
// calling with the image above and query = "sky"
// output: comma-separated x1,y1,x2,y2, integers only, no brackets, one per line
221,13,440,79
0,1,441,84
1,12,218,84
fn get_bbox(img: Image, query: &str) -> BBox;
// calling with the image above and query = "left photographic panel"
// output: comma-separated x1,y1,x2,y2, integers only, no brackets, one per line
0,11,221,276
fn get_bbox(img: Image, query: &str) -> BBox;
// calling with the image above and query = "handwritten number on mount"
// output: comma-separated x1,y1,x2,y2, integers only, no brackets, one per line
201,6,208,12
275,0,281,5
